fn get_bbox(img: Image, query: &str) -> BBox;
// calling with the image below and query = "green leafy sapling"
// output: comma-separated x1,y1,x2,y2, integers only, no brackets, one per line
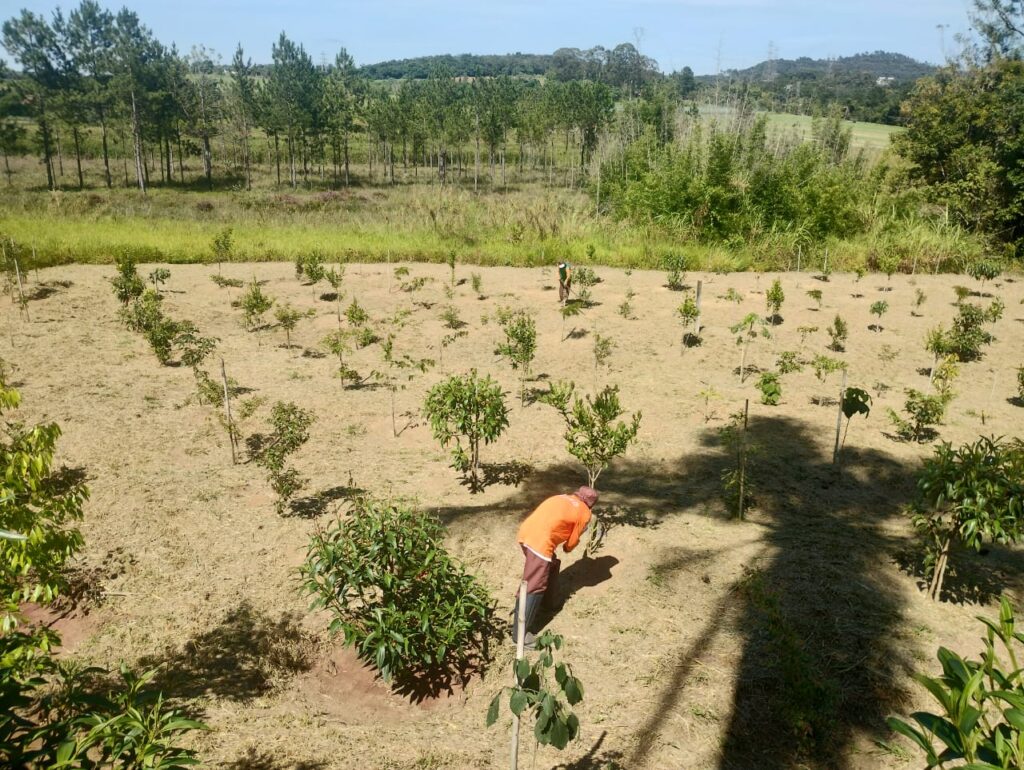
827,315,848,351
111,253,145,306
908,437,1024,600
869,300,889,331
211,226,233,274
677,294,700,348
592,332,615,372
423,370,509,491
247,401,315,514
765,278,785,324
888,597,1024,766
274,304,315,349
776,351,804,374
441,305,464,330
836,387,871,465
487,631,584,751
345,298,369,327
913,288,926,315
494,310,537,406
540,381,641,489
471,272,483,299
730,313,771,383
378,334,435,437
967,258,1001,285
757,372,782,406
240,279,274,331
324,264,345,320
147,268,170,295
300,497,497,684
806,289,823,310
664,253,686,291
888,390,947,442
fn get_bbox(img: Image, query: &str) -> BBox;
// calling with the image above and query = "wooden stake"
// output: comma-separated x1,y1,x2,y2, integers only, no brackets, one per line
833,369,848,465
13,258,28,321
695,280,703,336
221,358,236,465
738,399,749,520
796,245,801,273
511,580,527,770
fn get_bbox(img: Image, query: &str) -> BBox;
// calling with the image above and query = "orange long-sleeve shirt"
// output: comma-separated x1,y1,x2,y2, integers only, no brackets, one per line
517,494,592,558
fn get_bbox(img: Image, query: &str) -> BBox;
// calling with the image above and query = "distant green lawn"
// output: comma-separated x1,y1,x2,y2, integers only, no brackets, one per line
698,105,902,153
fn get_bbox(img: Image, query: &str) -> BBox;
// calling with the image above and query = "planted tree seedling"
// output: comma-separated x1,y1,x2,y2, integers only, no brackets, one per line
423,370,509,491
494,310,537,406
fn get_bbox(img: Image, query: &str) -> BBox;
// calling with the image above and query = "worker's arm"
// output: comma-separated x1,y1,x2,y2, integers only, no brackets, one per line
563,513,590,553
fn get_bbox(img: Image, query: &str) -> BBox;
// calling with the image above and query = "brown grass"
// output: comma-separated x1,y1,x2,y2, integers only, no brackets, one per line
4,263,1024,768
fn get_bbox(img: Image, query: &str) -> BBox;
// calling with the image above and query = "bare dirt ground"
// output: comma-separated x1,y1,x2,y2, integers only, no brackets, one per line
3,262,1024,770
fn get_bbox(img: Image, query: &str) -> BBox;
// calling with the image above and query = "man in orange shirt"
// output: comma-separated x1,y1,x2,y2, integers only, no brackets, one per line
513,486,597,646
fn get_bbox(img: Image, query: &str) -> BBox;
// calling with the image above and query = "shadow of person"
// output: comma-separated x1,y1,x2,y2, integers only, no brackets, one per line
536,555,619,629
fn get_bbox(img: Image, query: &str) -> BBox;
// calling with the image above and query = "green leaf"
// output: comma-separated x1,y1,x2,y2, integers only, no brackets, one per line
564,677,584,706
486,692,501,726
509,690,529,716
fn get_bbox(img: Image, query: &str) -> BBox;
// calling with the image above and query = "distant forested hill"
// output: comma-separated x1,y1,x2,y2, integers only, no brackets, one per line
717,51,937,82
693,51,938,125
360,52,553,79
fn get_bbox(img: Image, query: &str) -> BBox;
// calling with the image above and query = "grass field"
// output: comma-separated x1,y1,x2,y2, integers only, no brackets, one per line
7,260,1024,768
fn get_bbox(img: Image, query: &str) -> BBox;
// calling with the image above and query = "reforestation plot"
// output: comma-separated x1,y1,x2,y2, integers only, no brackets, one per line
299,497,497,686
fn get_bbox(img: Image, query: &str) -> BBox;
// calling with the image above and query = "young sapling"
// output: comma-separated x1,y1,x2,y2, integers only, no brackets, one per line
869,300,889,331
494,310,537,406
806,289,823,310
765,278,785,324
827,315,848,352
423,370,509,491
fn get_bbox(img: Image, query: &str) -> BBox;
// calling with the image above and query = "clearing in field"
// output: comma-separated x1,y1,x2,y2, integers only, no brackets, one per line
4,260,1024,769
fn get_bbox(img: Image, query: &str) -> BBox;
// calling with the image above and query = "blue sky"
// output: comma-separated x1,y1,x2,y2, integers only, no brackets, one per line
2,0,974,74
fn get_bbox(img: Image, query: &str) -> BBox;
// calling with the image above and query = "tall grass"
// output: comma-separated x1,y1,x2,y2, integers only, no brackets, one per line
0,180,992,274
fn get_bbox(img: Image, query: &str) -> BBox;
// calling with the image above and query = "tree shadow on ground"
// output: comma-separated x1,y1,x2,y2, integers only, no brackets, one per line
287,483,365,518
479,460,534,489
893,542,1024,605
139,600,316,702
223,749,327,770
619,415,925,770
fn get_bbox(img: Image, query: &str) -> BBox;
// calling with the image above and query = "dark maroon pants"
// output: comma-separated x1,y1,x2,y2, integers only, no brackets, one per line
520,545,560,605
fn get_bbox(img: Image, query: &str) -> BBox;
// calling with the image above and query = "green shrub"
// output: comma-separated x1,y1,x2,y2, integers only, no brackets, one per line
345,298,369,327
1017,365,1024,401
967,258,1001,284
826,315,847,351
757,372,782,405
423,370,509,490
239,279,274,331
664,254,686,291
494,311,537,405
887,390,946,442
909,436,1024,600
776,351,804,374
806,289,823,310
929,300,1001,362
573,265,599,288
540,381,641,489
889,597,1024,766
110,252,145,306
299,497,497,683
869,300,888,330
765,278,785,322
247,402,315,513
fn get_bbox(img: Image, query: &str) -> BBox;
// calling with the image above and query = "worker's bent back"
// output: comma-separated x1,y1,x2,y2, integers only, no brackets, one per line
517,494,592,558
